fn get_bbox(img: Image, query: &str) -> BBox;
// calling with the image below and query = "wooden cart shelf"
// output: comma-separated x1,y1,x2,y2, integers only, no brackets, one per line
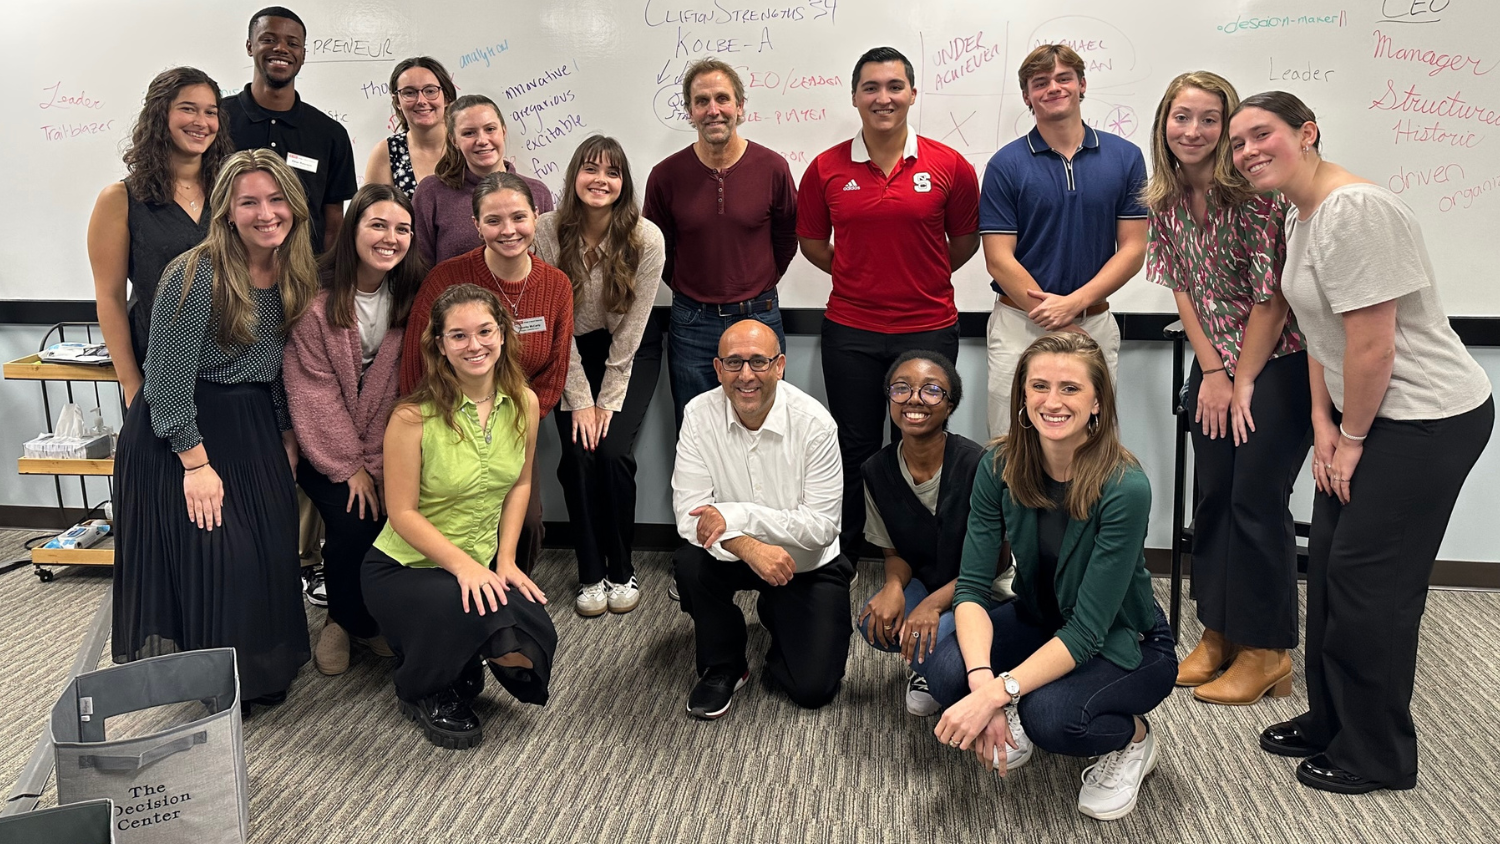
3,354,118,382
18,458,114,476
30,535,114,567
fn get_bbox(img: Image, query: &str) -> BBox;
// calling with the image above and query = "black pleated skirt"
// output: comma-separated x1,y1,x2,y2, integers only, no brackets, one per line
363,548,557,704
112,381,308,700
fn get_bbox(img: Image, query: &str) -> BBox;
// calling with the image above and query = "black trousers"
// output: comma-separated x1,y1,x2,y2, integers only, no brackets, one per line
554,322,662,584
1185,351,1311,648
1293,397,1492,785
673,545,853,709
296,462,384,638
819,318,960,559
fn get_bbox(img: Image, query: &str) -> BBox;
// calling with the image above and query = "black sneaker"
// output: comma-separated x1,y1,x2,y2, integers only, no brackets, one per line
303,567,328,607
399,688,482,749
687,668,749,720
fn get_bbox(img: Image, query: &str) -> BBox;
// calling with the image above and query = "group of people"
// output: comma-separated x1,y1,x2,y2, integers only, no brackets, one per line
84,4,1491,823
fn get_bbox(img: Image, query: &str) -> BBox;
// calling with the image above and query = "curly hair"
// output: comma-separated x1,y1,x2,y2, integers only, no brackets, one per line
121,67,235,206
553,136,643,315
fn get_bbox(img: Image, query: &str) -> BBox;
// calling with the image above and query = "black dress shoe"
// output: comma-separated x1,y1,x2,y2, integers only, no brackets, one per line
1296,754,1413,794
1260,720,1322,757
455,659,485,702
240,690,288,714
399,688,483,749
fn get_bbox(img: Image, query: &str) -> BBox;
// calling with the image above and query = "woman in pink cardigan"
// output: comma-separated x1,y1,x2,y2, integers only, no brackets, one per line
286,184,426,675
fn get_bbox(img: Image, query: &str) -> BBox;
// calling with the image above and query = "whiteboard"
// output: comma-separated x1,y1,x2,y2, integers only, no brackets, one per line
7,0,1500,314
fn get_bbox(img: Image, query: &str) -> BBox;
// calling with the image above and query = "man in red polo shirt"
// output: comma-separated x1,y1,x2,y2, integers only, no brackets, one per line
797,46,980,562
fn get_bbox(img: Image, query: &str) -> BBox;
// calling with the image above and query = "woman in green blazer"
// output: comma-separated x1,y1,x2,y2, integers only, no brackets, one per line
928,331,1177,822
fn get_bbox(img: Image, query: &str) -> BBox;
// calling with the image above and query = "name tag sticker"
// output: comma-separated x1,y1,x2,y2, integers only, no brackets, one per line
516,316,547,334
286,152,320,173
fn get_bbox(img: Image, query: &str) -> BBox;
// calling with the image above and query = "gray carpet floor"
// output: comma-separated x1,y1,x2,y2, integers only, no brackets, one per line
3,538,1499,843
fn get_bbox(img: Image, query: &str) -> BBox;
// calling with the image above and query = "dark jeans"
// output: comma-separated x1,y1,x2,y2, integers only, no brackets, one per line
667,290,785,430
554,322,662,584
819,317,960,560
1294,397,1492,786
1186,351,1312,648
927,602,1178,757
673,545,853,709
855,578,956,676
296,462,383,638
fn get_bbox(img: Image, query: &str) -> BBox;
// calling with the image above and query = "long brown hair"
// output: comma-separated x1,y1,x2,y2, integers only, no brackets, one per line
387,56,457,132
318,184,425,330
402,284,528,443
553,136,642,315
175,150,318,347
1142,71,1256,213
122,67,235,206
997,332,1137,520
435,95,505,190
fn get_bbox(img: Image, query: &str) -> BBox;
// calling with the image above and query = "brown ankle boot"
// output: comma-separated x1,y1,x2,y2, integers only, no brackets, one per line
1193,647,1292,705
1176,628,1236,687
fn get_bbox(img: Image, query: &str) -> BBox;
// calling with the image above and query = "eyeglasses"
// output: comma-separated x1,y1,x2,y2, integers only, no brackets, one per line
397,85,444,102
716,354,782,372
886,382,950,406
442,326,499,345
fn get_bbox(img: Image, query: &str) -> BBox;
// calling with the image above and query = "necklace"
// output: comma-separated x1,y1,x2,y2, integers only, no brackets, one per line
465,391,498,443
174,181,202,212
488,259,531,315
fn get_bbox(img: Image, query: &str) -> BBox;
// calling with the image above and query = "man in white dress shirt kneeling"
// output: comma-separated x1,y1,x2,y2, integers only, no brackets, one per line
672,320,851,720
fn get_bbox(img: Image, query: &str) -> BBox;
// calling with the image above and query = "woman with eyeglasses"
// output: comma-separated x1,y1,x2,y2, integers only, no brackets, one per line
363,57,457,198
412,94,554,266
401,173,573,575
854,350,987,718
363,283,555,749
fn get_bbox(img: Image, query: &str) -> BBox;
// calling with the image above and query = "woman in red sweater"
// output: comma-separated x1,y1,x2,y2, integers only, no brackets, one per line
402,172,573,574
286,184,425,675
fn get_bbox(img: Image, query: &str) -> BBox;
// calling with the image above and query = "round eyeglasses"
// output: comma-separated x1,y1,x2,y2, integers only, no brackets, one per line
886,382,950,406
716,354,782,372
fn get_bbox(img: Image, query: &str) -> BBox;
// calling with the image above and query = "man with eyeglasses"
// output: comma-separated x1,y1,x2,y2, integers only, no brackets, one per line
671,320,850,720
222,6,358,253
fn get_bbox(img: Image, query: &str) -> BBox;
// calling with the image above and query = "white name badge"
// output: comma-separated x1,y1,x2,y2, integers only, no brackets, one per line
515,316,547,335
286,152,320,173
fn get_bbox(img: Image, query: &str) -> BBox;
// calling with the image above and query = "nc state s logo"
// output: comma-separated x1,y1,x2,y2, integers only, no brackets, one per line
913,172,932,193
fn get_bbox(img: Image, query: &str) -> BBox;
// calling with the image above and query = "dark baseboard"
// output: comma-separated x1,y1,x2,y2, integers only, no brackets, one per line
0,505,94,530
1143,549,1500,590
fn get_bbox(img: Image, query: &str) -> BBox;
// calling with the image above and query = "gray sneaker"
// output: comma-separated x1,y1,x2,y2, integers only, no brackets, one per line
575,581,608,617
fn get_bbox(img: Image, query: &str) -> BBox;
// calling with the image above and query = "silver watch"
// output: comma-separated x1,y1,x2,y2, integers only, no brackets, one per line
998,671,1021,701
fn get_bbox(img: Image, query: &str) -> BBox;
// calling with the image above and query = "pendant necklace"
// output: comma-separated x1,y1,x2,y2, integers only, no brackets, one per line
468,391,497,443
489,261,531,317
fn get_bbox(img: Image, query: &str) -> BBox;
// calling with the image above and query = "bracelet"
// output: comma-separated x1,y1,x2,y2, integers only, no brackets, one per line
966,666,993,677
1338,424,1368,442
1201,366,1226,375
183,462,210,474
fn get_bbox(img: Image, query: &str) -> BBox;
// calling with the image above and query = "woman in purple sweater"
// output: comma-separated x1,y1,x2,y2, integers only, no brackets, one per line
411,94,553,266
285,184,426,675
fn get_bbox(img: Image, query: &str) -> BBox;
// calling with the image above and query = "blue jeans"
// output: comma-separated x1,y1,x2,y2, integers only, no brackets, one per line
667,291,785,430
856,578,956,677
926,602,1178,757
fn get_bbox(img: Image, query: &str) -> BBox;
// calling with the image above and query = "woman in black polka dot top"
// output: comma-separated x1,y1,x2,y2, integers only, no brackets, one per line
112,149,320,711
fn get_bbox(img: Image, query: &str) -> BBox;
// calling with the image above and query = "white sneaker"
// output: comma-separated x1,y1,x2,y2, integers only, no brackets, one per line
904,672,940,716
607,576,641,614
574,581,608,617
1077,723,1157,820
1001,704,1034,770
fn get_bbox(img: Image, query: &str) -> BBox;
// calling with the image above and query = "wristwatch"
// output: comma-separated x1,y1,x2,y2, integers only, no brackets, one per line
998,671,1021,702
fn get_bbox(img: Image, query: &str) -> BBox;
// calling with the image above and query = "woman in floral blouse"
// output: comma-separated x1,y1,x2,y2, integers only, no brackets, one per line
1143,72,1310,706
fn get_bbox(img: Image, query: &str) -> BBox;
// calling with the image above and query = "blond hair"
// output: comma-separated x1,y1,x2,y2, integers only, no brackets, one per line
1142,71,1257,213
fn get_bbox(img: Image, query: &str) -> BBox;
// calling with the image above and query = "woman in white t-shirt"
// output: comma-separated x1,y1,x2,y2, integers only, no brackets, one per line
1229,91,1493,796
285,184,427,675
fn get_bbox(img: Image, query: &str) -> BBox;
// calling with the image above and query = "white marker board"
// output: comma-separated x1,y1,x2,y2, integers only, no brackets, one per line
6,0,1500,314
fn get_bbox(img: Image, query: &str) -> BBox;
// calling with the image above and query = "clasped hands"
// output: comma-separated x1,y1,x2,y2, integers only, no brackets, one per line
933,671,1022,776
1025,289,1091,336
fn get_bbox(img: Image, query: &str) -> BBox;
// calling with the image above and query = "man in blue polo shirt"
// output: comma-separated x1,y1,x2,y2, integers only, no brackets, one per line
980,44,1147,437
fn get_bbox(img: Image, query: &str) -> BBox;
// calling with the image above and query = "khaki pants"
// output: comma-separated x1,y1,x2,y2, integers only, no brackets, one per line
298,488,324,567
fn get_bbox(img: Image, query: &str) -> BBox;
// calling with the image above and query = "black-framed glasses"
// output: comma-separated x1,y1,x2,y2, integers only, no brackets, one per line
716,353,782,372
397,85,443,102
886,382,950,406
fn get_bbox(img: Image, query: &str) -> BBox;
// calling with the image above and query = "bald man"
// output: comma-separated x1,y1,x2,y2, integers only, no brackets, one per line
671,321,850,719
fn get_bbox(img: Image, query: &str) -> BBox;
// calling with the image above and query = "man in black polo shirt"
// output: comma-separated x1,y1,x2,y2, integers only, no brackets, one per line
222,6,357,253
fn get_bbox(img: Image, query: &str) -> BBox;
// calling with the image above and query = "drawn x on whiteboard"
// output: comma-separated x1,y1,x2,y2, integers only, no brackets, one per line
942,111,976,146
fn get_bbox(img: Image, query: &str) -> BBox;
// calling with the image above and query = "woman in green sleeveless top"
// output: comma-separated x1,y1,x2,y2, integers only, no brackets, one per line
362,283,556,749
